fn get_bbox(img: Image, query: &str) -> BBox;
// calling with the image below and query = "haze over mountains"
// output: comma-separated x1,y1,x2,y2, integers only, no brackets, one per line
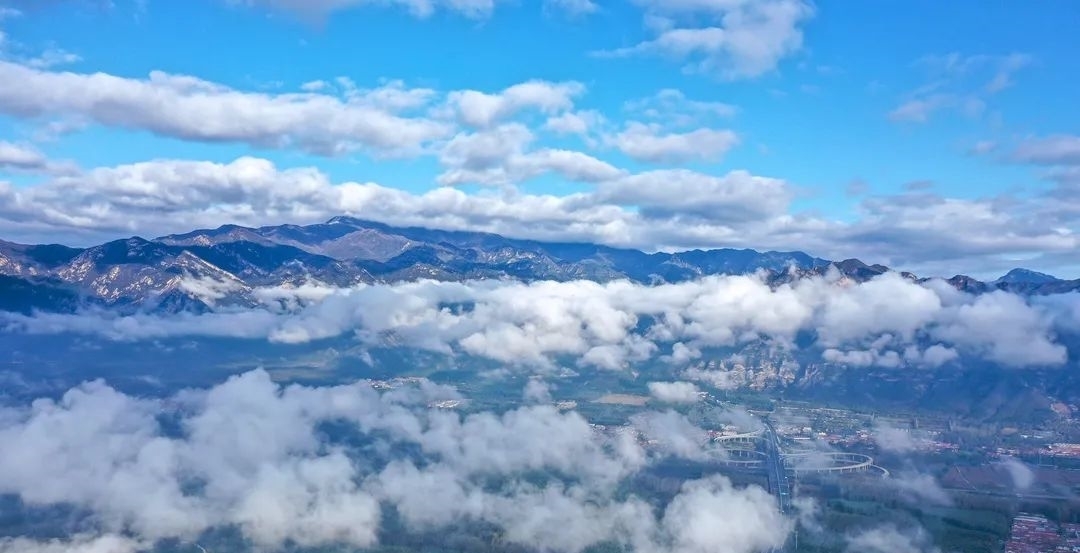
1,217,1076,315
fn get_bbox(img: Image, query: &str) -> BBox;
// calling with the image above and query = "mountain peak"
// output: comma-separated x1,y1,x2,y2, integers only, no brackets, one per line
3,219,1080,314
995,268,1061,285
326,215,364,226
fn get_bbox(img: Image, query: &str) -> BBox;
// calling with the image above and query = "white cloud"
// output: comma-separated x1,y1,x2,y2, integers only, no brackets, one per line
624,89,738,124
0,535,145,553
985,53,1032,93
890,472,951,506
887,96,952,124
596,169,790,221
998,456,1034,491
544,110,605,135
932,290,1066,367
544,0,598,17
22,46,80,69
5,272,1074,370
1014,134,1080,166
915,52,1032,95
600,0,815,80
846,525,940,553
437,124,625,186
631,410,711,459
523,378,553,403
0,140,78,175
888,53,1031,124
233,0,501,19
0,61,452,156
448,80,585,128
664,475,790,553
873,424,916,453
1,154,1077,275
606,122,739,163
648,381,702,403
0,140,46,170
0,369,792,553
835,191,1079,274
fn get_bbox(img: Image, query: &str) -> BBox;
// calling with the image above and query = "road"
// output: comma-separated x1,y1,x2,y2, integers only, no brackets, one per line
762,420,793,553
762,419,792,514
705,401,793,551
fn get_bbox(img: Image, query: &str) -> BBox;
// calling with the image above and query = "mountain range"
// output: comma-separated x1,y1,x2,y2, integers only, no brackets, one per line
1,216,1077,314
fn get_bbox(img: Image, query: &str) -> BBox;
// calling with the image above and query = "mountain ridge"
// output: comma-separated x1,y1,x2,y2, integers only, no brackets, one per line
1,217,1076,314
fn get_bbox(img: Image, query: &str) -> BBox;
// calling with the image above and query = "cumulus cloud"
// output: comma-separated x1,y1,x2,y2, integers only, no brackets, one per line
599,0,815,80
846,525,940,553
437,123,624,186
648,381,702,403
544,109,605,135
595,168,790,221
0,369,791,553
0,62,452,156
1,151,1077,274
232,0,502,19
543,0,598,17
606,122,739,163
998,455,1035,491
0,535,144,553
0,140,77,175
873,424,916,453
524,378,553,403
0,140,47,170
448,80,585,128
662,475,791,553
890,472,951,506
4,272,1074,371
832,191,1079,274
1014,134,1080,166
0,155,802,256
624,89,738,124
684,364,738,390
631,410,712,460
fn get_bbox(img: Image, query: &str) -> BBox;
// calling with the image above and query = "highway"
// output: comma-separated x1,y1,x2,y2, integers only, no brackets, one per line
762,420,793,553
762,420,792,515
705,401,793,551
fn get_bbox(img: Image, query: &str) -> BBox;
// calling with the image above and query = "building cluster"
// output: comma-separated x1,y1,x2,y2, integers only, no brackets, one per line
366,376,427,390
1043,443,1080,459
1005,514,1080,553
769,405,978,454
773,419,963,452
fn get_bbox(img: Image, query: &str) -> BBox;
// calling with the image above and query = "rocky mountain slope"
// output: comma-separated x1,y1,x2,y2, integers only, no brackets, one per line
1,217,1076,314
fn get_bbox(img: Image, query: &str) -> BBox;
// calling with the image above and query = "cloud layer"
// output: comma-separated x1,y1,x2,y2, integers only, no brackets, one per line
4,272,1076,371
0,369,791,552
2,152,1077,277
0,54,1077,275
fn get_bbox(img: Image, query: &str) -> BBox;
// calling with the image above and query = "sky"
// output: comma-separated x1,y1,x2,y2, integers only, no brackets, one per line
0,0,1079,278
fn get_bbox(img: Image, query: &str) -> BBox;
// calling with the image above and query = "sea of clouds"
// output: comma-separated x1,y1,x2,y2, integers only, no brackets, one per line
3,272,1078,372
0,370,796,553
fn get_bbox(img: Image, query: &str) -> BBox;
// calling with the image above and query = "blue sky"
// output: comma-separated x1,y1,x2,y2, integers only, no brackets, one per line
0,0,1078,277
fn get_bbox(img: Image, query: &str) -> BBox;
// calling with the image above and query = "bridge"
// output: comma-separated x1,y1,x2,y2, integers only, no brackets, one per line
713,428,766,445
762,421,792,514
699,403,889,553
708,411,889,553
710,419,886,477
782,452,878,474
762,420,791,553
